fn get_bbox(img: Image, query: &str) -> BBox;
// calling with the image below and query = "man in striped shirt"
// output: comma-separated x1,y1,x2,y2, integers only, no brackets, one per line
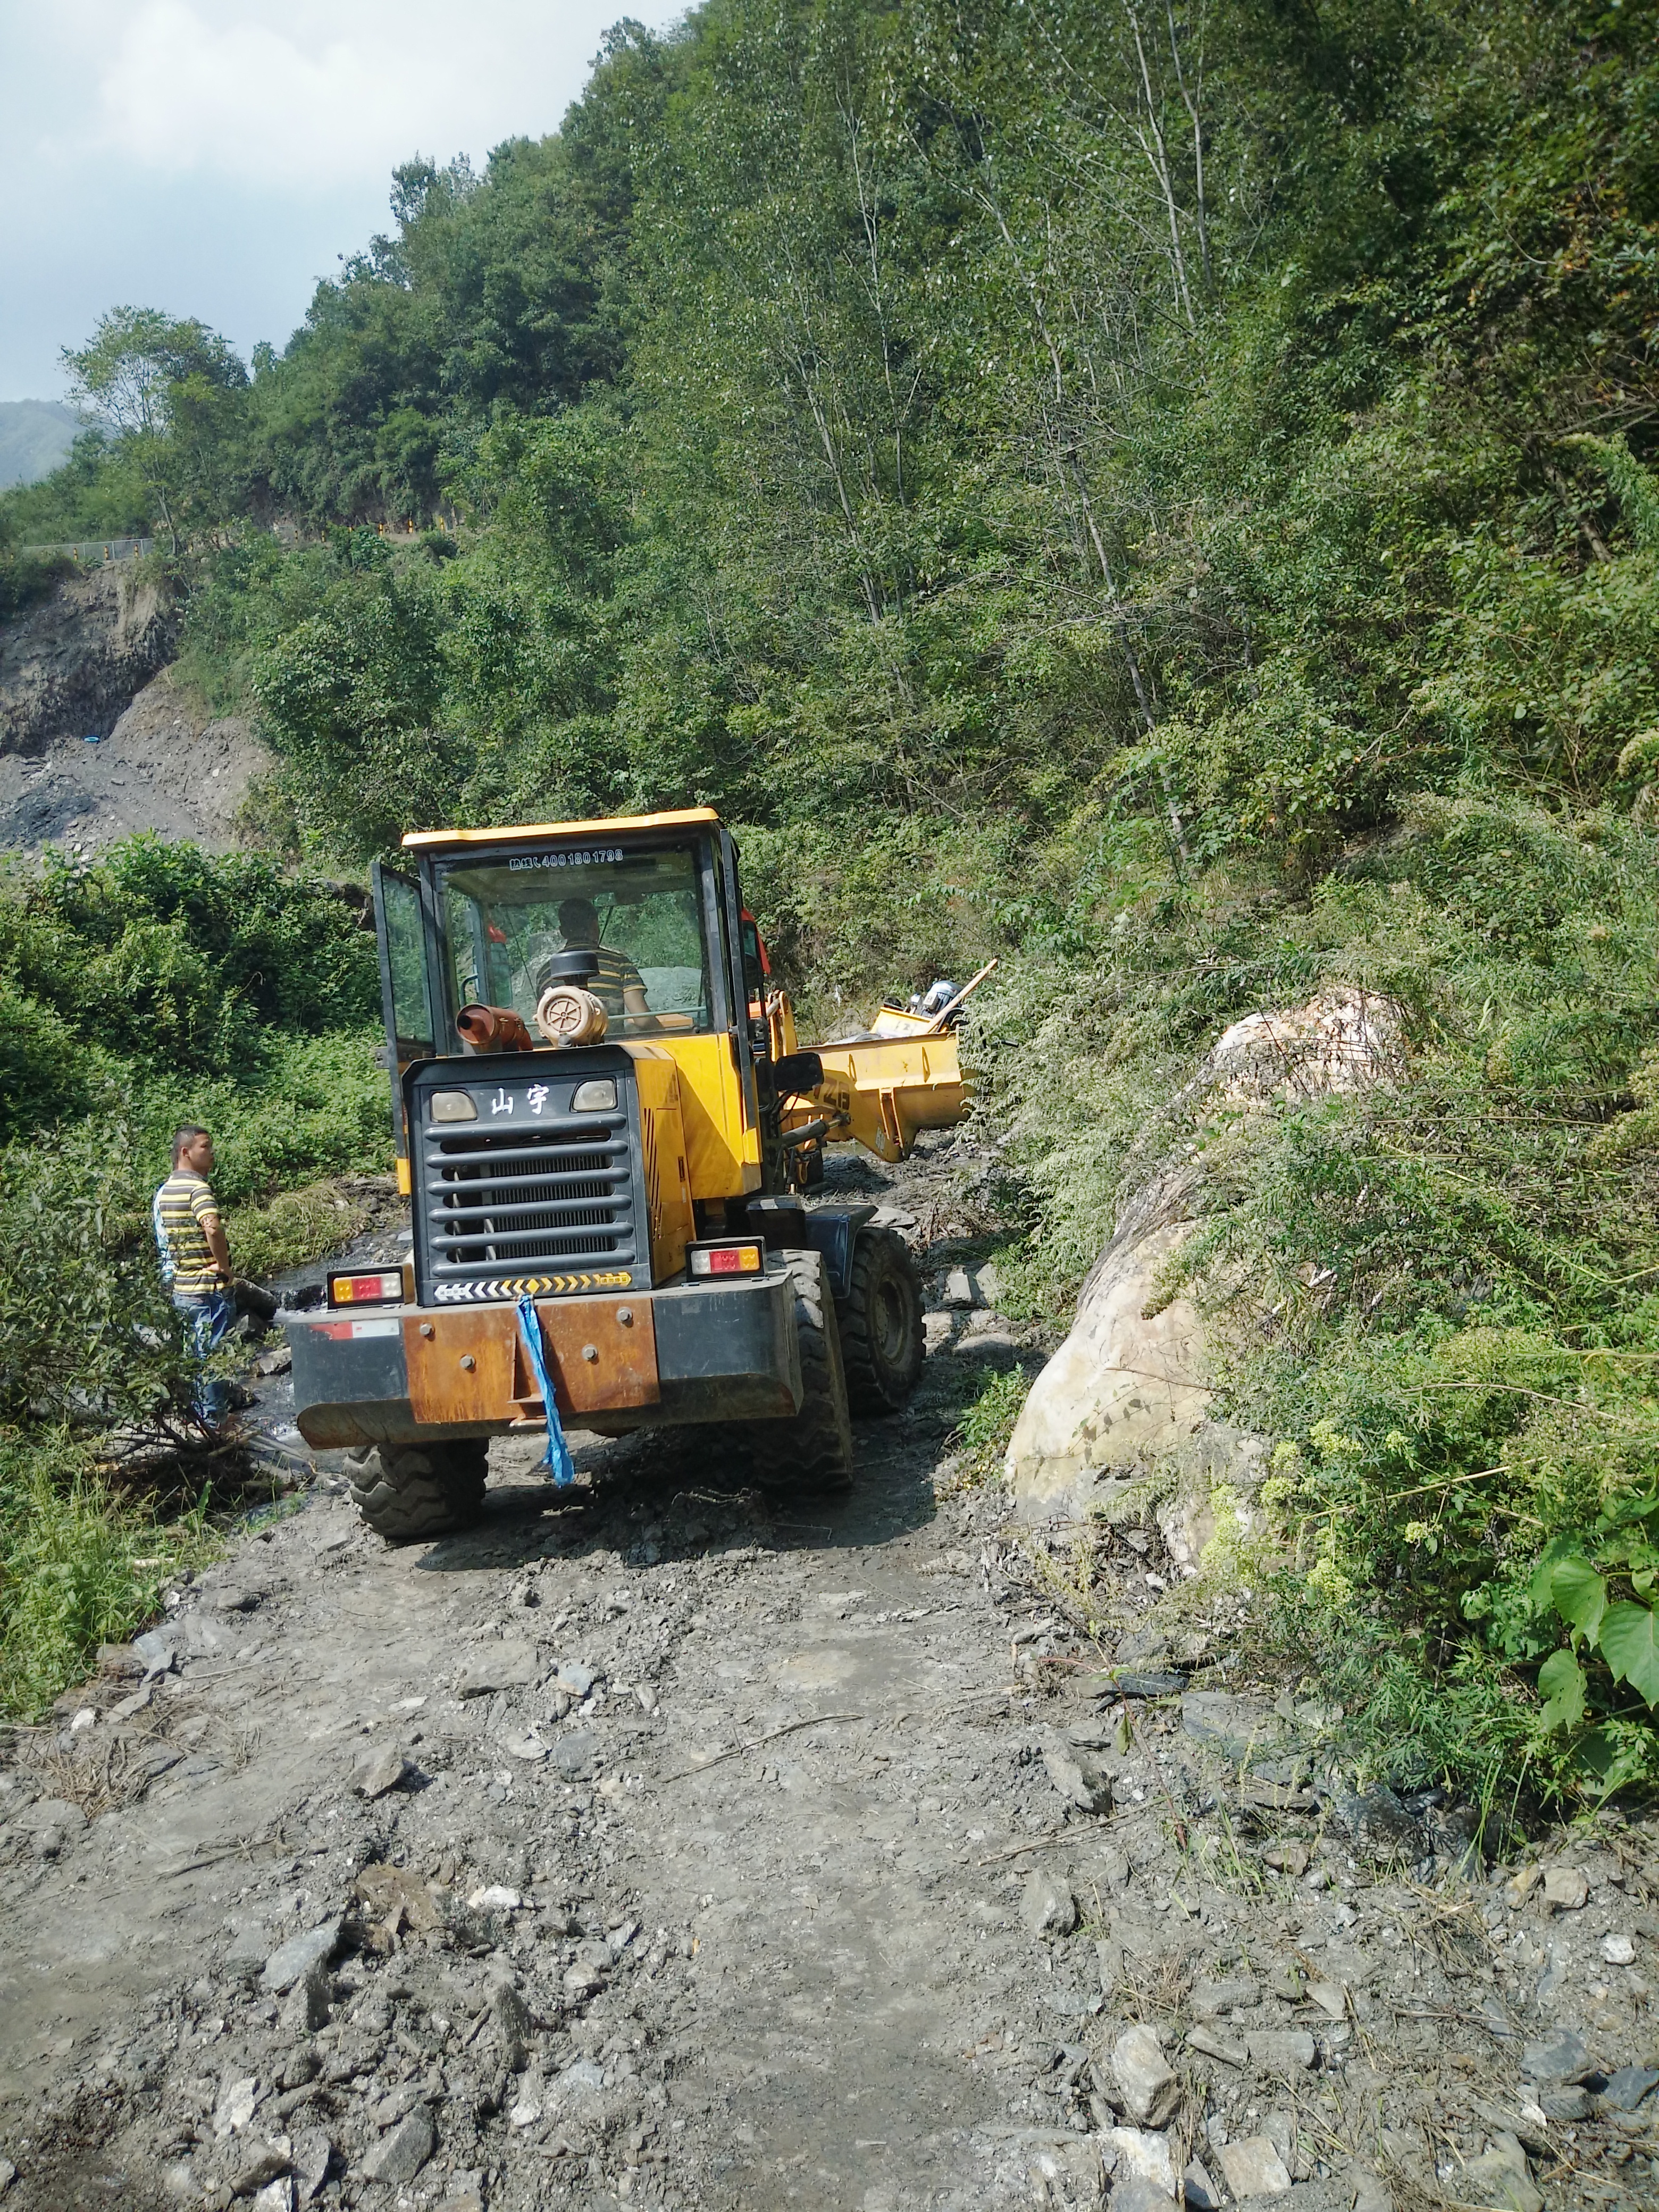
540,897,651,1025
153,1125,238,1427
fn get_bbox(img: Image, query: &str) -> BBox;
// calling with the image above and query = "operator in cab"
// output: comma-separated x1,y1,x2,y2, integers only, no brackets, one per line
537,896,653,1028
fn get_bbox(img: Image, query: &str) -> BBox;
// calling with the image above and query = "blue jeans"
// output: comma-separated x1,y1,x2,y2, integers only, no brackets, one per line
174,1288,236,1427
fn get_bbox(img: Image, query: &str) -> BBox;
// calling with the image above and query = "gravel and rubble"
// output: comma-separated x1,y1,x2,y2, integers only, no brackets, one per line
1,1138,1657,2211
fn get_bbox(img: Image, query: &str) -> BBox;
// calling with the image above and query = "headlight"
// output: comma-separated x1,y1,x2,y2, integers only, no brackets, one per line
572,1078,617,1112
430,1091,478,1122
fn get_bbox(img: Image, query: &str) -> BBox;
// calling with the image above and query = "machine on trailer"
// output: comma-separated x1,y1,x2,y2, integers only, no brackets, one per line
284,808,990,1538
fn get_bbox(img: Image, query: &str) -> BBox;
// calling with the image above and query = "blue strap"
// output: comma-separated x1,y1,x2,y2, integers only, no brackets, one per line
515,1294,576,1487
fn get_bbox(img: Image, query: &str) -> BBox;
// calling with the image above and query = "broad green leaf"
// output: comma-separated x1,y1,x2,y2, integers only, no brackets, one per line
1528,1538,1577,1607
1598,1604,1659,1707
1548,1555,1608,1646
1537,1649,1586,1731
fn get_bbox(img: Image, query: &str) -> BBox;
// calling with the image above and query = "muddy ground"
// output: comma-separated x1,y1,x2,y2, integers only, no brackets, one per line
2,1141,1657,2212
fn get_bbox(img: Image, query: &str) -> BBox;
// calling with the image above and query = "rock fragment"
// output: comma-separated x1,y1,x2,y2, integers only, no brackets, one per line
1106,2126,1176,2200
290,2127,332,2205
554,1729,599,1779
1020,1868,1077,1937
1601,1931,1636,1965
491,1975,533,2071
1192,1974,1258,2019
1245,2029,1316,2071
1183,2157,1222,2211
1521,2026,1593,2084
1541,1865,1588,1912
261,1919,342,1996
358,2107,435,2186
352,1746,411,1799
1460,2134,1541,2212
1110,2024,1178,2127
1216,2136,1292,2199
1600,2063,1659,2112
1186,2025,1247,2067
1041,1736,1115,1815
230,2143,290,2195
213,2076,260,2136
456,1640,540,1698
280,1955,332,2035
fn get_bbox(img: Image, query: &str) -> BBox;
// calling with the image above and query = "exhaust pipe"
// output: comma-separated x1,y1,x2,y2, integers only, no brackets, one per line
456,1003,534,1052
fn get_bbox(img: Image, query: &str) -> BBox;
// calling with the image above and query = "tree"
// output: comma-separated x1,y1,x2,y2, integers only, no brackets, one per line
62,308,249,550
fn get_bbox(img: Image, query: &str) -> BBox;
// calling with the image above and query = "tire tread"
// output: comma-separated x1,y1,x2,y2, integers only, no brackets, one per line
349,1440,488,1541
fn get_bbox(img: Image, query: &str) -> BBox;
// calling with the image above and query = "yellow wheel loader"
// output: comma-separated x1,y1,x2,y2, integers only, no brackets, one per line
284,808,987,1539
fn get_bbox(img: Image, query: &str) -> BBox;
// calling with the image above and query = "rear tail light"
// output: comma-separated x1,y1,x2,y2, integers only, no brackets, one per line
687,1239,764,1279
329,1270,405,1308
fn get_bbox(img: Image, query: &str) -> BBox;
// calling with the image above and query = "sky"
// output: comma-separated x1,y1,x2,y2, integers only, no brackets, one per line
0,1,683,403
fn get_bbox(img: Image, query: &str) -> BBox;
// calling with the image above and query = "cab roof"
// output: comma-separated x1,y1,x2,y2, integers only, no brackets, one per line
402,807,720,851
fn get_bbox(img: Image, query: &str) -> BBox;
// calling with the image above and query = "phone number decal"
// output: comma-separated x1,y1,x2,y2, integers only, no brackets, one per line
507,848,625,870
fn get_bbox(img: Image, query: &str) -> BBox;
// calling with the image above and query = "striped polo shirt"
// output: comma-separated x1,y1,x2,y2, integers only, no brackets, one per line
153,1169,223,1295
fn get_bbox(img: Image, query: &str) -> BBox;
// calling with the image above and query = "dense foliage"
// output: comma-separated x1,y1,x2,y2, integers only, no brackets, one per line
4,0,1659,1795
0,844,387,1714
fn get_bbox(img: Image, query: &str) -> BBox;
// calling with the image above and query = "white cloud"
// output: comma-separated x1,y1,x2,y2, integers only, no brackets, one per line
29,1,672,189
0,0,682,397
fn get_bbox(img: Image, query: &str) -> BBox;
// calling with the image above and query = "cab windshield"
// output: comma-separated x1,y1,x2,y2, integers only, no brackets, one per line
435,843,715,1037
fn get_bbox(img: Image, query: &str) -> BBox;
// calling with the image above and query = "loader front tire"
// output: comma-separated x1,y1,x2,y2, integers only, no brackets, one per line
348,1438,489,1542
749,1251,854,1499
838,1226,923,1414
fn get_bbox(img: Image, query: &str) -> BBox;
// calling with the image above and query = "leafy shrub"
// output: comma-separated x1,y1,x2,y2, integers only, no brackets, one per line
0,1429,210,1721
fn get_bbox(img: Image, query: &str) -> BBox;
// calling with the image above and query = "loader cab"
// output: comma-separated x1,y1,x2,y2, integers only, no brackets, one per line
371,810,778,1298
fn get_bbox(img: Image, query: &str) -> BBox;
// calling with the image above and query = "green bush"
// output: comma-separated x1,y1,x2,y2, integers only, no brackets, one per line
0,843,388,1722
0,1429,210,1721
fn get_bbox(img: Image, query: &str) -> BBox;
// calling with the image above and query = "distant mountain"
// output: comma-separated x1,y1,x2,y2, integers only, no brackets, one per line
0,400,80,490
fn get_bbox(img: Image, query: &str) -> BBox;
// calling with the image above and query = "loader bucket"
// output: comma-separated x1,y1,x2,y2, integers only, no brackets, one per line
806,1030,971,1163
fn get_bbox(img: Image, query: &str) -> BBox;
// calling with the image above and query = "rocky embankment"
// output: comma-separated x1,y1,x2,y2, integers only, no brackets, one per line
0,565,269,858
0,1141,1654,2212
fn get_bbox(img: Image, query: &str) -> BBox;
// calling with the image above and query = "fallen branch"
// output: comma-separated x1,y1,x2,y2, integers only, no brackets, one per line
659,1710,863,1782
976,1829,1099,1866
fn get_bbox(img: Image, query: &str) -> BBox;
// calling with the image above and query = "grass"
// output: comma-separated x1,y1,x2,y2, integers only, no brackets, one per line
0,1429,214,1722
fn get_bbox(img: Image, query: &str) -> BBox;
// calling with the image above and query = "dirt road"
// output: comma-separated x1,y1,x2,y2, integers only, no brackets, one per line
2,1157,1656,2212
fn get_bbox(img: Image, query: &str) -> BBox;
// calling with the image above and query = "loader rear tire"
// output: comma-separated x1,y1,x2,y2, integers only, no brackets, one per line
749,1251,854,1499
838,1226,923,1414
348,1438,489,1542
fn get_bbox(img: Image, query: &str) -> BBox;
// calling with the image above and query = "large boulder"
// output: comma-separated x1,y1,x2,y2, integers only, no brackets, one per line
1006,989,1404,1519
1005,1163,1210,1518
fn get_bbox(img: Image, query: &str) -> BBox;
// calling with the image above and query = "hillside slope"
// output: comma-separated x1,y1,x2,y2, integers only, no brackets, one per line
0,400,77,491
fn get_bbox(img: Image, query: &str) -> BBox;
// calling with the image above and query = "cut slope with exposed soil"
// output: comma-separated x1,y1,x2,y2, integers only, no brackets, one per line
0,663,269,860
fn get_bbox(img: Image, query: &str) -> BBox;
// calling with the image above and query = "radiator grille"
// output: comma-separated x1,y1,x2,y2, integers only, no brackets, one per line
418,1112,639,1290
